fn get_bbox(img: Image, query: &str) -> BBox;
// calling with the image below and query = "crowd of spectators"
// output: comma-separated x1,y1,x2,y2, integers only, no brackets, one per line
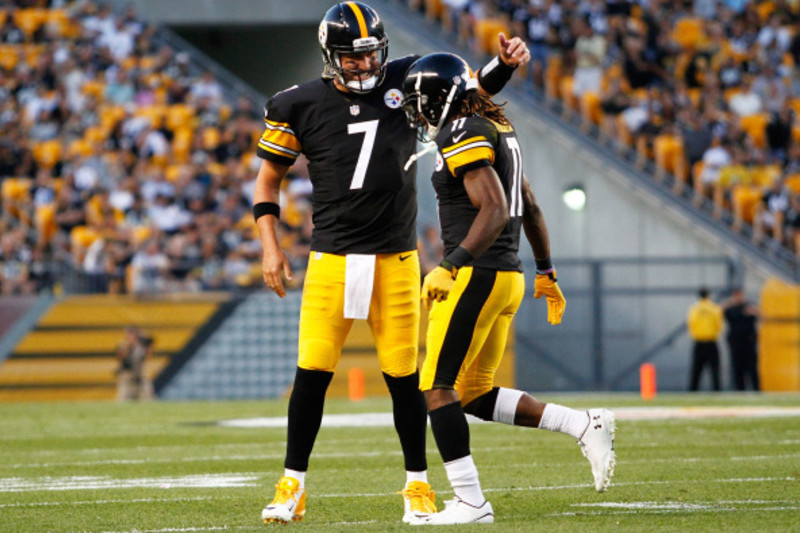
5,0,800,296
409,0,800,255
0,0,313,296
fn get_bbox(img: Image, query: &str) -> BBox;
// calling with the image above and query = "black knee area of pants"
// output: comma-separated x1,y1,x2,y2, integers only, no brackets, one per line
383,371,428,472
462,387,500,422
428,400,471,463
285,367,334,472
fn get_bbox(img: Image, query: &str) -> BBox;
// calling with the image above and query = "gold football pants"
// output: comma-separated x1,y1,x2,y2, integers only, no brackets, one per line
297,250,420,377
420,267,524,406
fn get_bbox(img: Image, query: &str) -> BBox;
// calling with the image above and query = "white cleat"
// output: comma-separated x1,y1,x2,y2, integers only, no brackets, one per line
578,408,616,492
409,497,493,525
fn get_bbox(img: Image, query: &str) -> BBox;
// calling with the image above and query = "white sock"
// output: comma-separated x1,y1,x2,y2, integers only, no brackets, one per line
538,404,589,439
493,387,524,425
406,470,428,486
443,455,484,507
284,469,306,488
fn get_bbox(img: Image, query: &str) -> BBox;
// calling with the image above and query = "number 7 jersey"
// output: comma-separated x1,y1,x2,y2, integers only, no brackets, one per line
432,115,523,272
257,56,419,255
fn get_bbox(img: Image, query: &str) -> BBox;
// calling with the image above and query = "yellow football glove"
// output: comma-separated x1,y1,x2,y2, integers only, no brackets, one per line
533,269,566,325
421,265,456,309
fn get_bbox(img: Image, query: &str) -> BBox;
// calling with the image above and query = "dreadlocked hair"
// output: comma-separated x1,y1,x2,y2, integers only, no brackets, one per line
457,91,510,126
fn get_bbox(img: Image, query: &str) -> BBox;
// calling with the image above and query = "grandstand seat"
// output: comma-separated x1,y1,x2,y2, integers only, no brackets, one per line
70,225,101,251
139,55,160,72
21,43,44,66
202,127,221,150
0,44,19,71
755,1,776,21
132,226,152,246
559,76,579,112
654,134,685,182
785,174,800,194
751,164,781,187
580,91,602,127
14,8,48,39
2,176,31,199
99,104,126,131
739,113,769,149
35,203,57,244
134,105,168,129
671,17,704,49
83,126,107,146
46,9,79,38
32,140,62,170
165,104,196,132
473,18,510,56
171,127,194,163
82,78,105,99
544,55,563,101
731,185,761,231
424,0,443,22
68,138,93,158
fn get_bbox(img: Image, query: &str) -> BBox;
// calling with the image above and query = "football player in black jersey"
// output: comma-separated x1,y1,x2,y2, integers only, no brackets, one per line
400,53,616,525
252,2,530,525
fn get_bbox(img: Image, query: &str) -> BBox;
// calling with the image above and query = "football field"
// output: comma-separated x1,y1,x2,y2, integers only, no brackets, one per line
2,393,799,532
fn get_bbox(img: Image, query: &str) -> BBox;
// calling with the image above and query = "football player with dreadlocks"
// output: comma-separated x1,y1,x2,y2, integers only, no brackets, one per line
253,2,530,525
400,53,616,525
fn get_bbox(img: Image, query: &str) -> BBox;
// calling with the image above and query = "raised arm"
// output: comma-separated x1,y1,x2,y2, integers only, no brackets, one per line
475,33,531,95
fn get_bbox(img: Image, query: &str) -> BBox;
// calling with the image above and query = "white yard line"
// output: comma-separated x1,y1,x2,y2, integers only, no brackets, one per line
215,406,800,430
0,496,213,508
1,474,793,495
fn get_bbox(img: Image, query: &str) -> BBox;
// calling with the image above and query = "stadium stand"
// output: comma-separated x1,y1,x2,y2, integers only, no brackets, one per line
0,0,313,298
410,0,800,261
0,292,231,401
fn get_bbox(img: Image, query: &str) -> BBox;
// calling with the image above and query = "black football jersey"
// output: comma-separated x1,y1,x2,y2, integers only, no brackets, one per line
432,115,523,272
257,56,419,254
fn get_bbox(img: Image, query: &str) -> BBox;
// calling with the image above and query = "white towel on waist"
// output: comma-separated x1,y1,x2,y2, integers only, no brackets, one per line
344,254,376,319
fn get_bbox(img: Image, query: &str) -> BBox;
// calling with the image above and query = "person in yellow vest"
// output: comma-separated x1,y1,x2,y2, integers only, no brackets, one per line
687,287,724,391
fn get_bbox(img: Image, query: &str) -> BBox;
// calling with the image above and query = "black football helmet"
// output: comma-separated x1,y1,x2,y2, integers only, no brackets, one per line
401,52,478,140
318,2,389,94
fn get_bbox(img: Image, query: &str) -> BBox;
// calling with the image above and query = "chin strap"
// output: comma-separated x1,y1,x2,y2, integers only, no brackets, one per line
404,141,437,171
403,83,461,171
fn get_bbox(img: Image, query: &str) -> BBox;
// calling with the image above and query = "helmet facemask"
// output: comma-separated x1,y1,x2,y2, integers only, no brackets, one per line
326,41,388,93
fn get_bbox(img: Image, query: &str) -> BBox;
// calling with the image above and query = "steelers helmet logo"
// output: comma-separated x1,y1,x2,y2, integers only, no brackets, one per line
435,151,444,171
318,21,327,46
384,88,402,109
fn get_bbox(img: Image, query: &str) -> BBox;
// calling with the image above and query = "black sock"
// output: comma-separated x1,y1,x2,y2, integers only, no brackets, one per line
383,372,428,472
284,367,333,472
428,400,471,463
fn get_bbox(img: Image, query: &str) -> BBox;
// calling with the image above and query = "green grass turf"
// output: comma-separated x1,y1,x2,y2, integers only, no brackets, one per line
1,393,799,532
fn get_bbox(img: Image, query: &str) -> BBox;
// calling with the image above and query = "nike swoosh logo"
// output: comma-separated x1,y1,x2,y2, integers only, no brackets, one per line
399,254,412,261
452,132,466,143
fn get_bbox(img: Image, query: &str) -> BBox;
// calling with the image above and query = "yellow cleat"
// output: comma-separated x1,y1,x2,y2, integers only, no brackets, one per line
261,476,306,524
401,480,437,523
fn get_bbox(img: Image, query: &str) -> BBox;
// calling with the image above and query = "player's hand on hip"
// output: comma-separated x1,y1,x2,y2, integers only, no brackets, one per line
261,249,293,298
533,270,566,325
499,32,531,67
421,266,456,309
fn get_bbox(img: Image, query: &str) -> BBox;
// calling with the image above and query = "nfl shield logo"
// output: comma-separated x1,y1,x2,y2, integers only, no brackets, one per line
350,104,360,116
